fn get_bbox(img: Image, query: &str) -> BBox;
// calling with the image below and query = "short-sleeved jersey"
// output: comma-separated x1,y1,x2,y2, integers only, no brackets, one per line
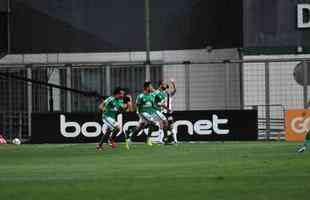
102,96,124,119
152,90,168,112
136,92,156,114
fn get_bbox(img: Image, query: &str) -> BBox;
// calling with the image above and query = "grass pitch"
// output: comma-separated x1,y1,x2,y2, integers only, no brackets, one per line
0,142,309,200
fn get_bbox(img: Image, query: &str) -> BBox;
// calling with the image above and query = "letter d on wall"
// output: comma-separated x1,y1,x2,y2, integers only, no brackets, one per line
298,4,310,28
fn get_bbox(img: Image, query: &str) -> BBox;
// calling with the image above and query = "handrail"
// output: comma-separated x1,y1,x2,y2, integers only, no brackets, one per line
0,56,310,67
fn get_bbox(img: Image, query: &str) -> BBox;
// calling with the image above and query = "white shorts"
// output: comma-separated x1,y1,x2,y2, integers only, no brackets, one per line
102,116,119,131
139,111,167,124
155,110,167,121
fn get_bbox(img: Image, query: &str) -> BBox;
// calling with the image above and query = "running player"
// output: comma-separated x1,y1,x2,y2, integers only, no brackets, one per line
153,81,171,144
96,87,132,151
155,79,177,144
126,81,167,147
166,79,177,143
297,110,310,153
297,132,310,153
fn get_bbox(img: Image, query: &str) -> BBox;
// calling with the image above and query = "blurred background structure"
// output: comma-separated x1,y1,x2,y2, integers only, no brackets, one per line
1,0,310,141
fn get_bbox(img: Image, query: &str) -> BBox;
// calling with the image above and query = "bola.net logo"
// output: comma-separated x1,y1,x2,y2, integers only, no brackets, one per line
59,114,230,138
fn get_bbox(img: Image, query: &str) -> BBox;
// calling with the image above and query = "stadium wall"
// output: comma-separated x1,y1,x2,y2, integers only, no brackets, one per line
0,48,241,111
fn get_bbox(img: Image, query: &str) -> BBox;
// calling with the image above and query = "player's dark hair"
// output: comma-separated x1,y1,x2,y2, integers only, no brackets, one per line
113,87,123,95
122,88,130,95
123,96,131,103
144,81,152,88
99,96,107,102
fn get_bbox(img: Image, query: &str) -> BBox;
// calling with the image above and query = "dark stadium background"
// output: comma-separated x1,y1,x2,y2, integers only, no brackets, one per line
3,0,244,53
2,0,310,54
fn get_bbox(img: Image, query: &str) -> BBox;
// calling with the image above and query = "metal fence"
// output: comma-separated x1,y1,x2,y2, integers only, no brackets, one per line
0,58,309,142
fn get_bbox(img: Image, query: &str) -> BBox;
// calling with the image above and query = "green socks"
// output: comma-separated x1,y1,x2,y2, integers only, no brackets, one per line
304,132,310,145
99,134,108,145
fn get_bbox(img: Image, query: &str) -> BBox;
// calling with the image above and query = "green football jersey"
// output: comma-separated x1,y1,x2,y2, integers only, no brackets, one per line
152,90,167,111
136,92,156,114
102,96,124,119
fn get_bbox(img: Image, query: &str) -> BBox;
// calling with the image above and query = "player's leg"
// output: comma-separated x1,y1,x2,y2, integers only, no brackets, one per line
126,118,146,139
125,114,148,148
305,131,310,146
157,126,164,144
154,111,170,144
298,130,310,153
102,116,119,149
97,123,111,151
109,126,121,149
161,122,169,144
123,129,132,150
141,113,157,146
167,115,177,144
147,123,163,144
146,123,159,146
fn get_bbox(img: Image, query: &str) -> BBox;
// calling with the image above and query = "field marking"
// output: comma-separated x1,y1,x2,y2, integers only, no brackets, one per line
0,173,309,183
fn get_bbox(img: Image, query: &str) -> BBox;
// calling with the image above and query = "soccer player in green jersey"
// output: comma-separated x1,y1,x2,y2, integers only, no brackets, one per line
96,87,132,151
298,110,310,153
154,80,177,144
152,81,170,144
126,81,167,147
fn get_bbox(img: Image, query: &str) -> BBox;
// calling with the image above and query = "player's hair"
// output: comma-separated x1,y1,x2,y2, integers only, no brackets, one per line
144,81,152,88
158,80,164,86
159,80,169,89
123,96,131,103
99,96,107,102
113,87,124,95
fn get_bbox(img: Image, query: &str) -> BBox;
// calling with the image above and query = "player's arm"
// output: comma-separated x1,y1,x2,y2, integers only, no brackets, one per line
169,79,176,95
159,101,170,112
98,101,105,112
122,95,134,112
155,96,170,112
135,95,143,113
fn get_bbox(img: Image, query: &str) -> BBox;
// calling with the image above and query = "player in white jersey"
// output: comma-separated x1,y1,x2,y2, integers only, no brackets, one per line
161,79,177,143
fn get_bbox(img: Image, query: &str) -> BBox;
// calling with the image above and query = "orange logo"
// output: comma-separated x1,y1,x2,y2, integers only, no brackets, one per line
285,109,310,141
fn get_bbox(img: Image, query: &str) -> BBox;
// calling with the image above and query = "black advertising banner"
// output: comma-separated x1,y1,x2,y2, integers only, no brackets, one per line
31,110,258,144
244,0,310,48
31,113,100,144
0,12,7,53
173,110,257,141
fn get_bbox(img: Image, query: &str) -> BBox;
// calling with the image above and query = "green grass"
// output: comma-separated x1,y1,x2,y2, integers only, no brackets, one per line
0,142,309,200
